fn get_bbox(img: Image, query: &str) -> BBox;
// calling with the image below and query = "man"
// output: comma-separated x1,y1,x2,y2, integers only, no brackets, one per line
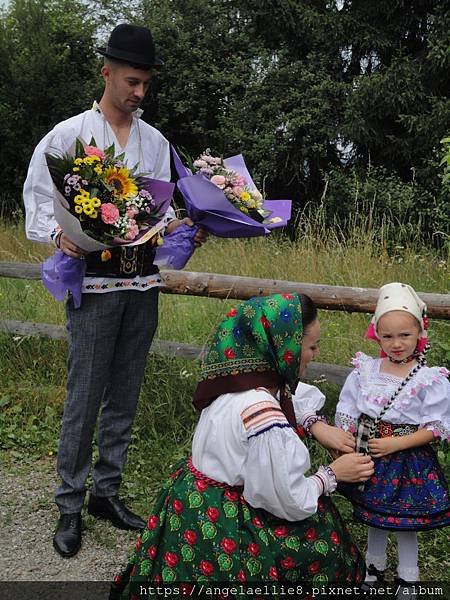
23,23,205,558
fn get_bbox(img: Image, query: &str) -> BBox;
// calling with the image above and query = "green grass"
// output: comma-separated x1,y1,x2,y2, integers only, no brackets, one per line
0,215,449,579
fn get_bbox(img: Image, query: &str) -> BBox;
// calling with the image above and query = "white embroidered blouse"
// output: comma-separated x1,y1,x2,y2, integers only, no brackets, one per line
192,382,336,522
335,352,450,440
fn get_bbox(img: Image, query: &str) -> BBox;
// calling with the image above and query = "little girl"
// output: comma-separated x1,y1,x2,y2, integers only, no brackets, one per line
335,282,450,588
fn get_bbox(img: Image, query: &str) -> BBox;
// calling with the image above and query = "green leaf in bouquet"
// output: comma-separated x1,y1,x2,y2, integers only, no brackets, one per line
104,142,117,159
75,138,85,157
45,152,75,188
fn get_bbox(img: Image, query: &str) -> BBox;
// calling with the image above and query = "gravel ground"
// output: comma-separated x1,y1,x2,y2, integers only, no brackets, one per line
0,457,137,583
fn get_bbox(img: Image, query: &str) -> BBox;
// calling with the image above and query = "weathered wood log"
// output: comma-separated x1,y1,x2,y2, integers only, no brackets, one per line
159,270,450,318
0,319,351,384
0,262,42,279
1,262,449,318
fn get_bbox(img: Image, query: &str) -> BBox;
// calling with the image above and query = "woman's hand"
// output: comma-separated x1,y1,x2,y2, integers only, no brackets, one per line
310,422,355,454
329,453,374,483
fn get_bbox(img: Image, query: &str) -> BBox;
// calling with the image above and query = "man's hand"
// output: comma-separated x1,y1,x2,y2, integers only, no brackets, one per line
165,218,208,247
58,232,86,259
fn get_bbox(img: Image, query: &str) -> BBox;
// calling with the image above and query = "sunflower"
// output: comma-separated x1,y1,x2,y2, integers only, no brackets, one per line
104,167,138,201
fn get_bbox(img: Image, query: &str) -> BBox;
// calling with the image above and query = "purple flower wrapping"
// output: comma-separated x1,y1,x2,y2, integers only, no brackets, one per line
41,250,86,308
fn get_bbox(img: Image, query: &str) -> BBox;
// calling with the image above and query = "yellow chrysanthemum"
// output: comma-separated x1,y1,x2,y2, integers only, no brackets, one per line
74,158,83,165
240,191,251,202
94,166,103,175
73,167,80,172
104,167,138,201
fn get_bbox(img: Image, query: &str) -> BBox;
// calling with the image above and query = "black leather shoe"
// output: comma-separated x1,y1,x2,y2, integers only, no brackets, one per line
53,513,82,558
87,494,146,530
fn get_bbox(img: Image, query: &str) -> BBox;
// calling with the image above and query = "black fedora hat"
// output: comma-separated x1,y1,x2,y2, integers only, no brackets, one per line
97,23,163,68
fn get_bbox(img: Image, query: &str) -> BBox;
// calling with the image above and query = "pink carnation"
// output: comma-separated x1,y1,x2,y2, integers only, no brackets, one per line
100,203,120,224
84,145,106,160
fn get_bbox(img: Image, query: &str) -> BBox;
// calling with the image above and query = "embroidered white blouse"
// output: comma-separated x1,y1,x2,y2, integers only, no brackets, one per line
23,103,174,294
192,382,335,522
335,352,450,440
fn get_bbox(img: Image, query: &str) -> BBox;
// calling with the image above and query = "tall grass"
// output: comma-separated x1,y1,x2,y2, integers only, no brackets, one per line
1,211,449,579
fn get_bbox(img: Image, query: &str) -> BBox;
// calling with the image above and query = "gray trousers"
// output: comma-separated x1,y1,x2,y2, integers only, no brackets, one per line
55,288,159,513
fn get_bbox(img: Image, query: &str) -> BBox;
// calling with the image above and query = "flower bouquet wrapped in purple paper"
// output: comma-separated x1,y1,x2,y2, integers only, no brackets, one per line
42,138,174,305
46,137,174,251
154,147,292,270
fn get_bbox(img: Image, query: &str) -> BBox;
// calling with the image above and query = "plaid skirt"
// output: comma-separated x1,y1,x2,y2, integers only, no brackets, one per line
110,458,365,598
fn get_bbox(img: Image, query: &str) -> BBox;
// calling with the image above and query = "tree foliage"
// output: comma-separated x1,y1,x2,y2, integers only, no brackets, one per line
0,0,100,206
0,0,448,241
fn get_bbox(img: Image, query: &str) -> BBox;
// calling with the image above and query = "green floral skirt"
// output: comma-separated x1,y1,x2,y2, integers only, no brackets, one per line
111,458,364,598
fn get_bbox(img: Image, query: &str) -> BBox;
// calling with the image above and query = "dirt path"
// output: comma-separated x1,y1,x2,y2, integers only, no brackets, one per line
0,457,136,584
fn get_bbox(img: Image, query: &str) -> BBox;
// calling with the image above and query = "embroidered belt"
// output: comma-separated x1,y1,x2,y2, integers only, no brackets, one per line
85,244,159,278
359,414,418,438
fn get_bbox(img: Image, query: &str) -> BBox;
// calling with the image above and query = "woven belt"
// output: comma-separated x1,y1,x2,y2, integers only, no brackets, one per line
359,414,418,438
187,457,243,491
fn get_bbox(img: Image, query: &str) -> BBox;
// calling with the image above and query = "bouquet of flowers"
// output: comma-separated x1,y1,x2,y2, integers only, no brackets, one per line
154,146,292,270
192,149,273,224
42,138,174,308
46,138,174,252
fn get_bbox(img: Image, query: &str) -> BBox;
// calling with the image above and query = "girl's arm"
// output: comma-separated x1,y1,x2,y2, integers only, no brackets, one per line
368,429,434,458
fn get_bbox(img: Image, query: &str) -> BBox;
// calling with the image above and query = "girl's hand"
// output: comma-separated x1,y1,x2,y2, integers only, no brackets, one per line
310,422,355,453
329,453,374,483
368,436,400,458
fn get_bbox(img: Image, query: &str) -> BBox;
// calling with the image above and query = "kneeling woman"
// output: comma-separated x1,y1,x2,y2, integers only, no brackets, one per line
111,293,373,595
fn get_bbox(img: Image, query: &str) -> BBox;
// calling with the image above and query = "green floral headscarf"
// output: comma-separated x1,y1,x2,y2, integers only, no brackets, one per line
193,293,304,421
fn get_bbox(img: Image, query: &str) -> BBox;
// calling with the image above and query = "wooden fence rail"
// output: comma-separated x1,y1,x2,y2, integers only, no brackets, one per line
1,262,450,318
1,261,449,386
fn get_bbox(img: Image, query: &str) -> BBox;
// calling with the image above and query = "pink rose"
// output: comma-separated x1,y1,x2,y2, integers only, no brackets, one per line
210,175,226,188
124,224,139,240
84,145,105,160
100,203,119,224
